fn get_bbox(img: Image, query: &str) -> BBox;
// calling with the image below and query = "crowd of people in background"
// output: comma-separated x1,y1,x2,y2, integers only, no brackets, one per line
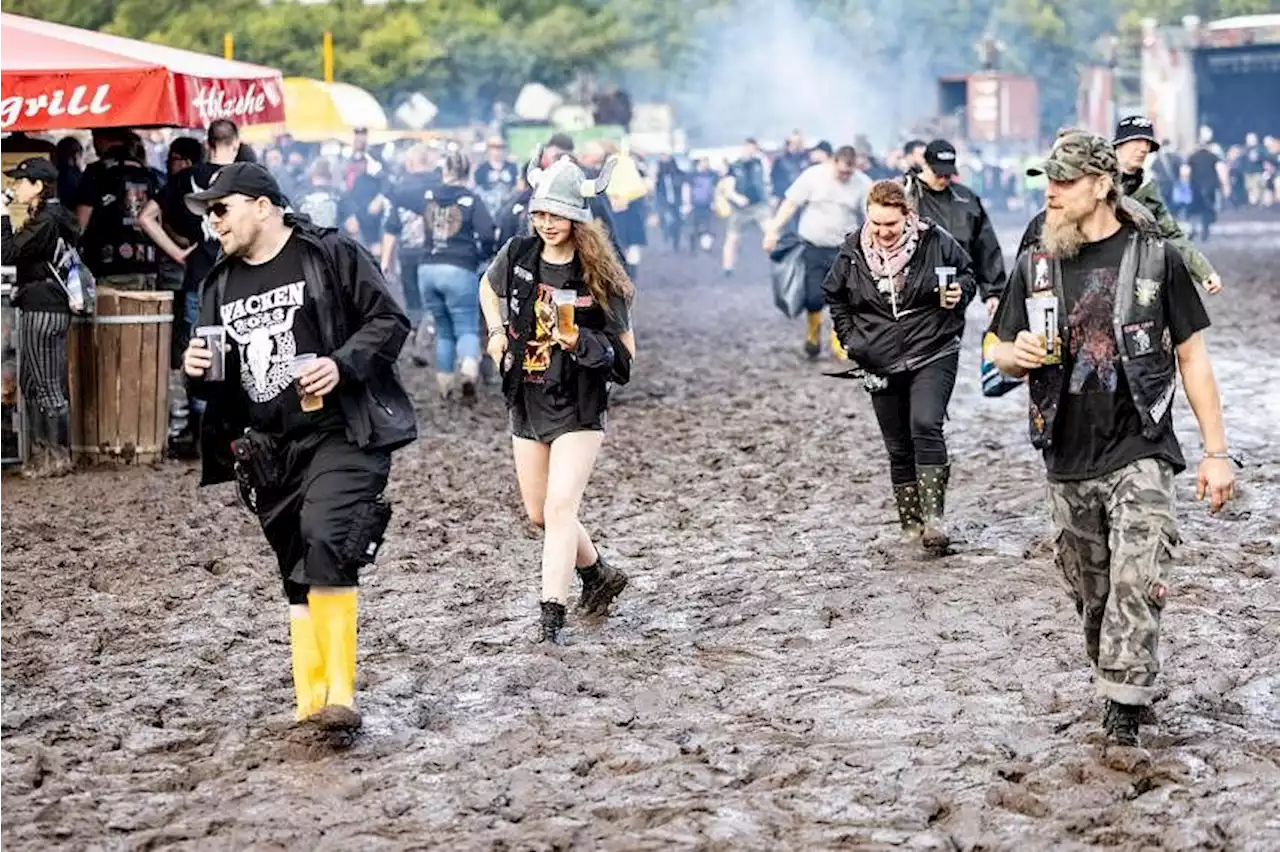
2,117,1273,475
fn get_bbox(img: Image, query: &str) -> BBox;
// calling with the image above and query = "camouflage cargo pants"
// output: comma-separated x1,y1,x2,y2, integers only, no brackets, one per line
1048,458,1178,706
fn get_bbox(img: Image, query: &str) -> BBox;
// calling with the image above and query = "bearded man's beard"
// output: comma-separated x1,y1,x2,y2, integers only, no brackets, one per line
1042,208,1086,259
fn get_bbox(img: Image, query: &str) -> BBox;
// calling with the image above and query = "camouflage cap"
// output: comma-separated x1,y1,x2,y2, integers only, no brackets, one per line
1026,131,1119,183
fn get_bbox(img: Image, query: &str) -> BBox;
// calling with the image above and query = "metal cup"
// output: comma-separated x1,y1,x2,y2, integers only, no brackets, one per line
195,325,226,381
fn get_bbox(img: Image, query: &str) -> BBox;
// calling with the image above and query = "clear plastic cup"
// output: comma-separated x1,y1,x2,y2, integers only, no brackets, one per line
291,353,323,412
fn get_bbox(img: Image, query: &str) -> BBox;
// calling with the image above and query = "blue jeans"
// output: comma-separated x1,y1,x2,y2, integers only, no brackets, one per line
418,263,480,373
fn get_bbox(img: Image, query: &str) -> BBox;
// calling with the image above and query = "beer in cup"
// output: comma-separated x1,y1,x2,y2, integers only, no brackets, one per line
292,353,324,412
935,266,958,307
1025,296,1063,365
553,289,578,337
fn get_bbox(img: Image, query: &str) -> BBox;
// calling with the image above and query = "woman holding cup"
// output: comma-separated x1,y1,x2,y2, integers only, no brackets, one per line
479,152,636,644
823,179,976,554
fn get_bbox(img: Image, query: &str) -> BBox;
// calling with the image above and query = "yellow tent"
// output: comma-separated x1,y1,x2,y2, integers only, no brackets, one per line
240,77,388,143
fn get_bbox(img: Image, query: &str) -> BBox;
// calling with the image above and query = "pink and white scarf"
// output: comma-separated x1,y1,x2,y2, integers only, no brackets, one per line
861,212,928,293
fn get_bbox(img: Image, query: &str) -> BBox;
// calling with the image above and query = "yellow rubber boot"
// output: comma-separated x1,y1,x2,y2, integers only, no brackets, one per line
830,330,848,361
289,612,327,722
804,311,823,358
307,589,362,730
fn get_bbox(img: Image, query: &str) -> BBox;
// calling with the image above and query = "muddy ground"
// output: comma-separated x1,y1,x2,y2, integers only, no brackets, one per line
3,217,1278,851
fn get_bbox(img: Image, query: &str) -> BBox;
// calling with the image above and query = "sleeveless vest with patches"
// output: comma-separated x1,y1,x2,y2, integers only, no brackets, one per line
1026,231,1176,451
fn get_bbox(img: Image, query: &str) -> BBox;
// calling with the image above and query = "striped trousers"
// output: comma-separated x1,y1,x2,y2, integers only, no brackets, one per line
19,311,72,417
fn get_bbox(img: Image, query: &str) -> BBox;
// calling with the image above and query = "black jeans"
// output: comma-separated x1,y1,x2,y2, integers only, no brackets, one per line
255,433,392,605
869,351,959,485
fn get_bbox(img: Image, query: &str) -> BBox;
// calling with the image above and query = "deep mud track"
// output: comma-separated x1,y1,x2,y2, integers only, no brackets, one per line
3,222,1279,850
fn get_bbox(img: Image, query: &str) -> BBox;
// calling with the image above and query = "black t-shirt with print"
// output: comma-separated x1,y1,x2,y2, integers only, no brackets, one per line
994,225,1210,482
219,233,346,438
486,240,631,433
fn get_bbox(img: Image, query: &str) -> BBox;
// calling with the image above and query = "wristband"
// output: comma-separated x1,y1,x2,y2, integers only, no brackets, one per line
487,327,505,338
1204,451,1244,468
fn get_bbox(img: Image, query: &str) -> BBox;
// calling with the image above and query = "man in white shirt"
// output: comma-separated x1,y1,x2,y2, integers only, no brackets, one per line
764,145,872,358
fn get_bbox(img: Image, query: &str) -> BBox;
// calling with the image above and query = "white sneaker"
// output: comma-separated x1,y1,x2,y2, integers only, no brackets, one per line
459,358,479,399
435,372,454,399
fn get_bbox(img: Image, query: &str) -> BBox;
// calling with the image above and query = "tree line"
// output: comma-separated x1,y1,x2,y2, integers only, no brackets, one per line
7,0,1273,131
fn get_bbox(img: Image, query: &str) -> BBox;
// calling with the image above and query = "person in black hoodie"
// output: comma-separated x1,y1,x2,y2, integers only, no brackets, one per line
181,163,415,735
2,158,82,478
824,179,976,555
480,155,635,644
412,151,496,399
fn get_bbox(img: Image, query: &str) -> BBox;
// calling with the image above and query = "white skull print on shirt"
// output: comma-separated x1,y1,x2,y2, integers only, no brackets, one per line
221,279,306,403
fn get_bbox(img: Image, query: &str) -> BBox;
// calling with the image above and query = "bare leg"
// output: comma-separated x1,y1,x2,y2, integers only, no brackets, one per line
541,431,604,603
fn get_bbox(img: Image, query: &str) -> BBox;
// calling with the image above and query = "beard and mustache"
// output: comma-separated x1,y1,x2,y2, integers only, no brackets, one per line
1042,206,1089,259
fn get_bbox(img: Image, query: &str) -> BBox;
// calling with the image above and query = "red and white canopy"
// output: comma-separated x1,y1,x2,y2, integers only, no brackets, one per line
0,13,285,132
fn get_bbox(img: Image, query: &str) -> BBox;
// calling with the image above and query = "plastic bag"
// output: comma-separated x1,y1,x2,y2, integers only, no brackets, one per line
47,237,96,316
769,232,807,319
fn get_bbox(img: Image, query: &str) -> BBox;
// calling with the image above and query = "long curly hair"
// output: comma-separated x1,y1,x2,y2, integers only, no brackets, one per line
571,217,634,315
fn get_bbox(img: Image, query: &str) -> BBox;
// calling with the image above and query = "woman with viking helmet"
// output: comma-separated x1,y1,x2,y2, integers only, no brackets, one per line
480,152,637,643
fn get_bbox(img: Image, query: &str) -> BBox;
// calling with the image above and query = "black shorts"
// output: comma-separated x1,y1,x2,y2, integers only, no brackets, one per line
508,405,604,444
254,433,392,605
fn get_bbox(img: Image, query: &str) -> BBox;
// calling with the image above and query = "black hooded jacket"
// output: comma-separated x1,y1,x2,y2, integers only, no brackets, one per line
2,199,81,312
823,220,976,375
189,216,416,486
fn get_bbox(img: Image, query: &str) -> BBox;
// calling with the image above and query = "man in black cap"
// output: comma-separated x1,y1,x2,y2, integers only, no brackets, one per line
809,141,833,166
181,163,416,736
1017,119,1222,295
906,139,1006,315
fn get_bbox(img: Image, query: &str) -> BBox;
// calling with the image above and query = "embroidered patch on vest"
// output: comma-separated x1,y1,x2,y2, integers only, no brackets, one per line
1135,277,1160,307
1122,320,1156,357
1032,254,1051,293
514,265,535,282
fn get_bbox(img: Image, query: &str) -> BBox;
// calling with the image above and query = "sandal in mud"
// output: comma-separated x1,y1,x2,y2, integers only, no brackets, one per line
576,555,628,616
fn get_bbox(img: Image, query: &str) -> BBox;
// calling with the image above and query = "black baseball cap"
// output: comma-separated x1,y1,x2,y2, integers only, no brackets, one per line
185,163,288,215
810,140,834,157
924,139,958,176
3,157,58,184
1113,116,1161,151
547,132,575,153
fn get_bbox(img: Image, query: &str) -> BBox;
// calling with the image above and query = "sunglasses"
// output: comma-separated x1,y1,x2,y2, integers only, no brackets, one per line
207,201,232,218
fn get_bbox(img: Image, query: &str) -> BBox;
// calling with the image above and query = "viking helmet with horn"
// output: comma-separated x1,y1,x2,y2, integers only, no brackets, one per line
525,146,617,224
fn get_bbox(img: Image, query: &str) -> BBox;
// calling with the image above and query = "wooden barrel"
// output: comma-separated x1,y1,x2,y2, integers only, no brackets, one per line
68,288,173,465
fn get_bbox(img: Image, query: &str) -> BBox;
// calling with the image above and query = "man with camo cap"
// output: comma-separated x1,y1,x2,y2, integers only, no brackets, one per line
988,131,1235,748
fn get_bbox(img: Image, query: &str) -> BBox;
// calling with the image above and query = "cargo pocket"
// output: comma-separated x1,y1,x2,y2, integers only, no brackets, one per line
342,497,393,566
1146,519,1179,610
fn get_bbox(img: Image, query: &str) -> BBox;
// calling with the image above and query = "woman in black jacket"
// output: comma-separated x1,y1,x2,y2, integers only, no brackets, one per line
2,157,81,478
824,179,975,554
480,154,636,644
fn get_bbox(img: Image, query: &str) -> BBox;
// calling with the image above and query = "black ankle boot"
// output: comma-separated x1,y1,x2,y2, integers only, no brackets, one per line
1105,700,1142,747
892,483,924,543
538,601,566,643
917,464,952,554
576,554,628,616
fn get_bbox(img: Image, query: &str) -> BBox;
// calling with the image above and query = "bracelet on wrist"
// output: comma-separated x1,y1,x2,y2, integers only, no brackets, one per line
487,327,505,338
1204,451,1230,459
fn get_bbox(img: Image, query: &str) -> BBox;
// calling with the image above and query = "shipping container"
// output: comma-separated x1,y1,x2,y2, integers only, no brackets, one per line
936,73,1040,145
